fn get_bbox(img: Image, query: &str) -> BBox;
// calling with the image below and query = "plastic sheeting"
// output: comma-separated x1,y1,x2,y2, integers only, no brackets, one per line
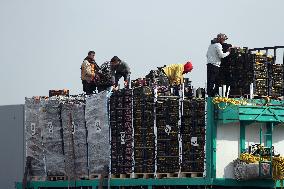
86,91,110,175
61,101,88,179
41,98,65,176
25,97,45,177
233,159,271,180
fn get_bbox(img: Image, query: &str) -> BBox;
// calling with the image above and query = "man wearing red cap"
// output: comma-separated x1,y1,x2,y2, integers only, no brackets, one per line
162,61,193,85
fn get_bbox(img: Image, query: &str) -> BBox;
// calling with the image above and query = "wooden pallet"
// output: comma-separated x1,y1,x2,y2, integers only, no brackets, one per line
132,173,155,179
89,174,108,180
179,172,204,178
47,175,66,181
78,175,89,180
111,173,132,179
156,173,177,179
30,176,46,181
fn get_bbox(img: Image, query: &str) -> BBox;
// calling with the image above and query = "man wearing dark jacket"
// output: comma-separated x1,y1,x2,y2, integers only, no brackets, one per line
110,56,131,89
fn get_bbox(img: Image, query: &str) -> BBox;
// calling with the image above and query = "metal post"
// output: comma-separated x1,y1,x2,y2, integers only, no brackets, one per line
206,97,216,178
240,122,246,153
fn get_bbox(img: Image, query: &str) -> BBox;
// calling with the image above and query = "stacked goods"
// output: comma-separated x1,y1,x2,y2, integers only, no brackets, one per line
131,78,147,88
181,99,205,172
220,48,254,96
86,91,110,176
253,54,271,96
219,48,284,97
110,89,133,174
271,64,284,96
183,78,193,98
41,98,65,176
145,68,170,95
232,144,284,181
145,68,169,87
233,145,274,180
25,97,46,178
156,97,179,173
69,100,88,178
49,89,69,97
133,87,155,173
61,99,88,179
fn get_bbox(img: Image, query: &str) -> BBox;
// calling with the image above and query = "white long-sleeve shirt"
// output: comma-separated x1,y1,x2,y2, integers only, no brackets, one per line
206,43,230,67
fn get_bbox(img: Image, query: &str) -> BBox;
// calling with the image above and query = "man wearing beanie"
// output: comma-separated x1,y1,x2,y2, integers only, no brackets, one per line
162,61,193,86
206,33,231,97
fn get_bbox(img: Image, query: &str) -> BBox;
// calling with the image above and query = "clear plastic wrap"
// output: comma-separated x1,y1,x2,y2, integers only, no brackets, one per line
233,159,270,180
25,97,45,177
61,100,88,179
86,91,110,175
41,98,65,176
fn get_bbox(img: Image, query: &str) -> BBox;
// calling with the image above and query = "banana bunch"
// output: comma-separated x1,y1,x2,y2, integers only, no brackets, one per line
212,97,248,110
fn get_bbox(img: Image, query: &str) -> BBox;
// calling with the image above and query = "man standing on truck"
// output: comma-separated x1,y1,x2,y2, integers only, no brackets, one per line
110,56,131,89
162,61,193,86
206,33,231,97
97,56,131,91
81,51,100,95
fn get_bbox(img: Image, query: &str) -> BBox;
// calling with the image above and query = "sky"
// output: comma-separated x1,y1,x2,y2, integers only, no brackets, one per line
0,0,284,105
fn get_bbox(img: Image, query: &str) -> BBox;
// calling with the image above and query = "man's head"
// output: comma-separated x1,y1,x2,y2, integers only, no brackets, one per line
183,61,193,74
110,56,121,66
87,51,95,60
217,33,228,44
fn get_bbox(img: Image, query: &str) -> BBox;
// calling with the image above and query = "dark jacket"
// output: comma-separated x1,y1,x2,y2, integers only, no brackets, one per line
112,61,130,76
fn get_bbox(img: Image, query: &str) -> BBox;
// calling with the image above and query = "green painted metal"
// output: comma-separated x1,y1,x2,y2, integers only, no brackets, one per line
240,122,246,153
206,97,215,179
15,98,284,189
206,98,212,179
216,103,239,123
15,178,277,188
212,178,275,188
215,99,284,123
266,122,273,148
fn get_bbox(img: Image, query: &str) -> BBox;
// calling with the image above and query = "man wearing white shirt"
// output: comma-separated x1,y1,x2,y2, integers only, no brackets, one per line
206,33,231,96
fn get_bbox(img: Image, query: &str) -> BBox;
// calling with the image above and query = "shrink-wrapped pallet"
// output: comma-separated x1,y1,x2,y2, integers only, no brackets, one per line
61,101,88,179
233,159,270,180
25,97,45,177
41,98,65,176
86,91,110,175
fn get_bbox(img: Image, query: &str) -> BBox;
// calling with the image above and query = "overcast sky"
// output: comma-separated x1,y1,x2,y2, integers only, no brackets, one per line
1,0,284,105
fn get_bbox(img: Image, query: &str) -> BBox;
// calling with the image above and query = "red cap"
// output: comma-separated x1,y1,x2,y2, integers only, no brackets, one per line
184,61,193,73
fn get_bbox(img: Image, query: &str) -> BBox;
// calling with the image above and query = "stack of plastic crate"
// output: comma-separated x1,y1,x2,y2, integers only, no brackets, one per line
133,87,155,174
181,98,205,173
156,97,179,174
110,89,133,175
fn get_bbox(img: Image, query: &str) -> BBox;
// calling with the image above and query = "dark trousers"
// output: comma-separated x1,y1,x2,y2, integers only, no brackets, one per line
97,85,112,93
207,63,220,97
82,80,96,95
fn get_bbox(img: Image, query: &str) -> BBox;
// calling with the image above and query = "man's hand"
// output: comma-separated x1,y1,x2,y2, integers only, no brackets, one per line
112,85,118,91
